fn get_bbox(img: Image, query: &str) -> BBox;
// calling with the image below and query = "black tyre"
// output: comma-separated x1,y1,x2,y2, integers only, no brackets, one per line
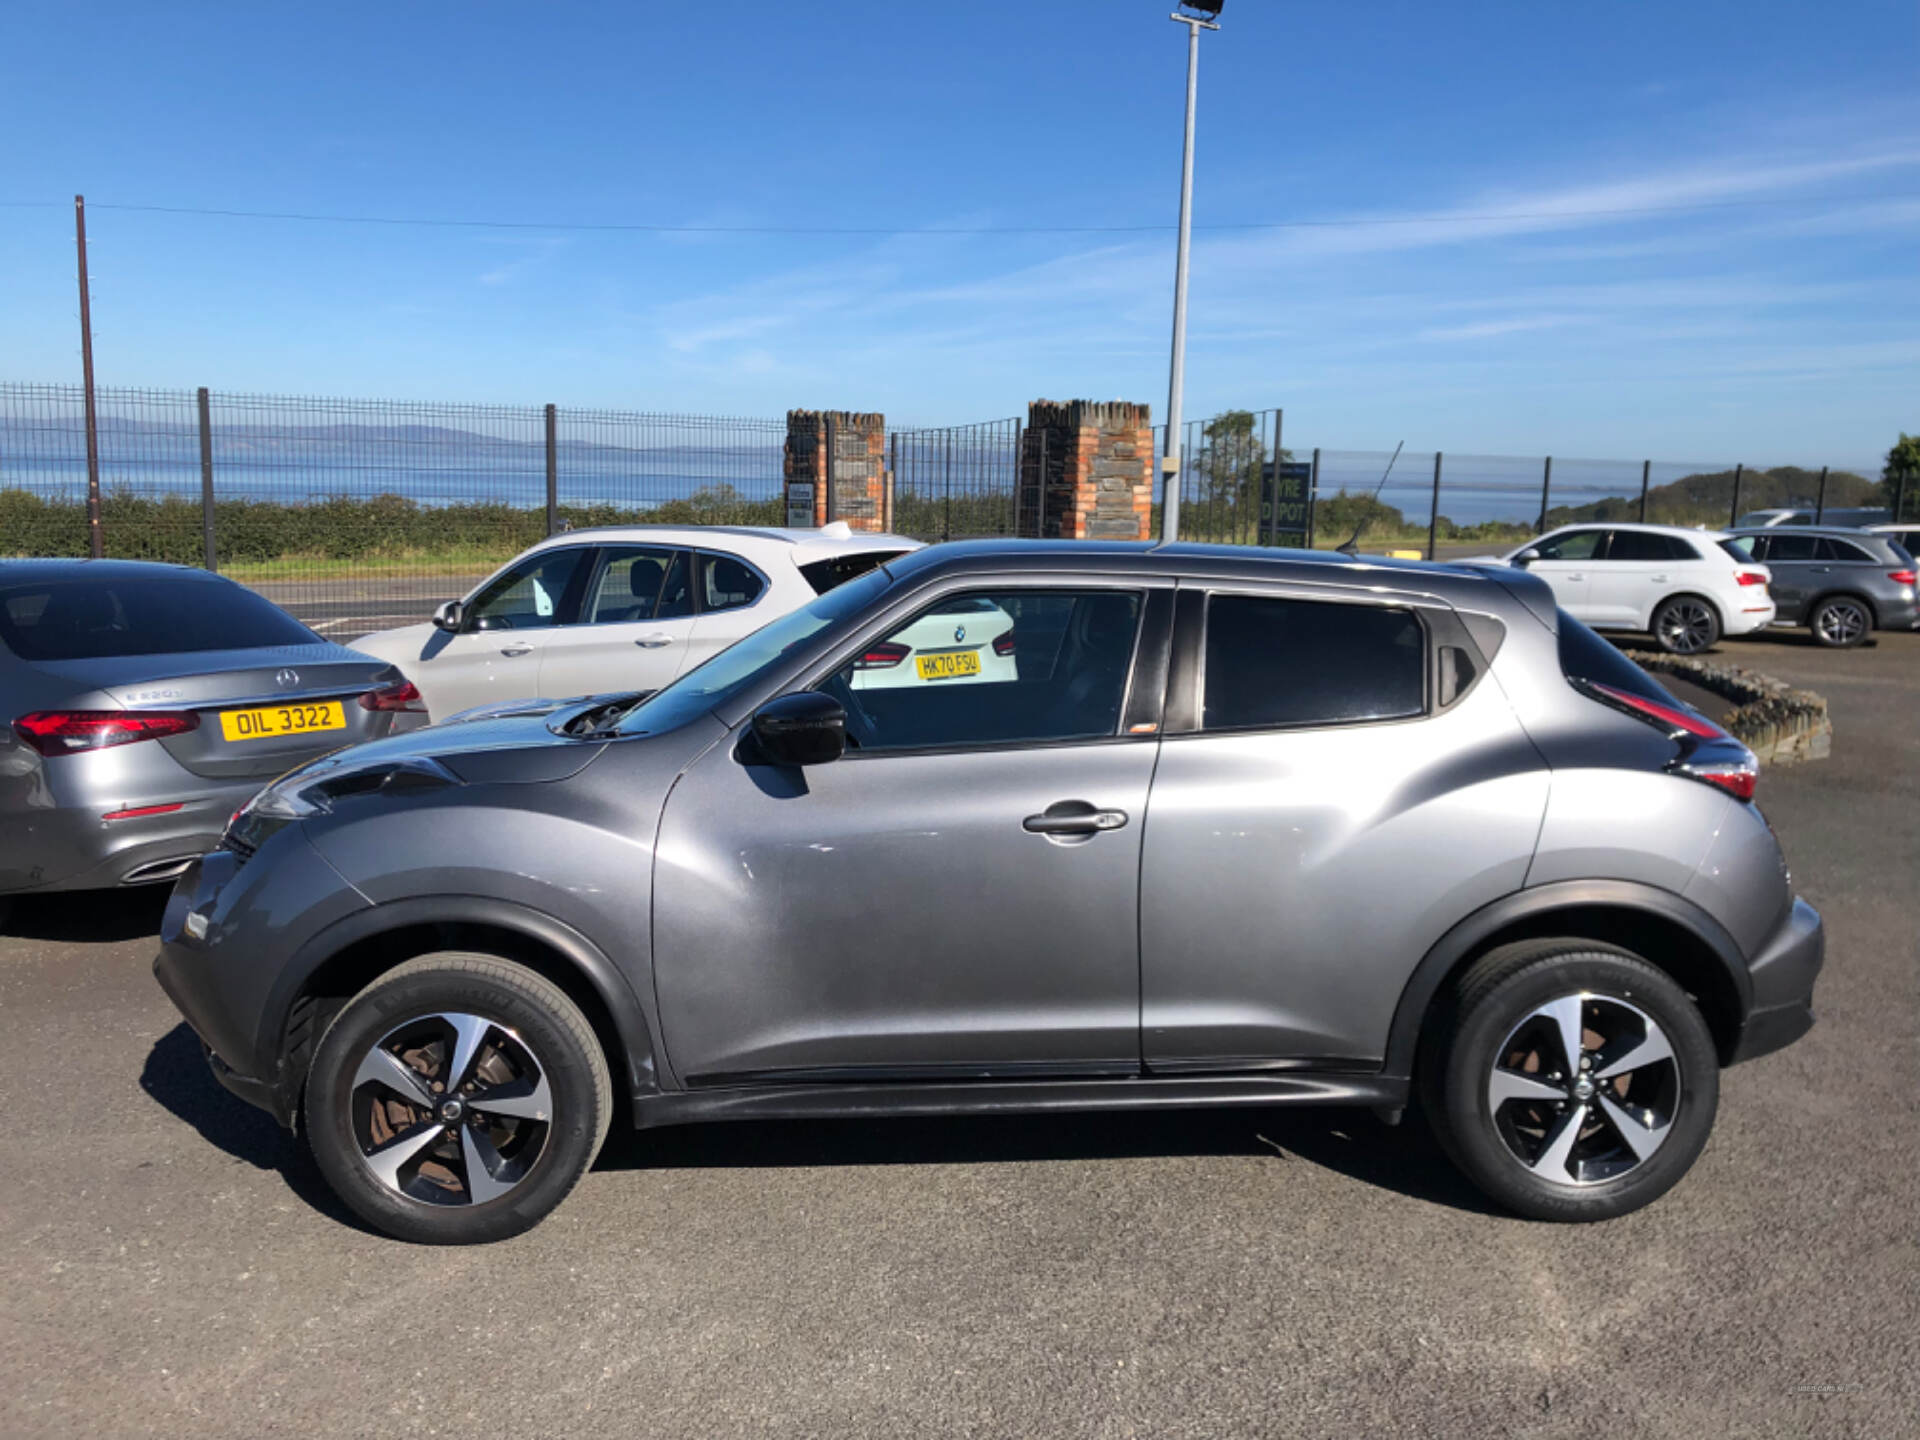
1808,594,1871,648
304,952,612,1244
1419,940,1719,1222
1651,594,1721,655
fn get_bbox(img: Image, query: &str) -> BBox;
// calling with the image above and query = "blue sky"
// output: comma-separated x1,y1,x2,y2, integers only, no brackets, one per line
2,0,1915,467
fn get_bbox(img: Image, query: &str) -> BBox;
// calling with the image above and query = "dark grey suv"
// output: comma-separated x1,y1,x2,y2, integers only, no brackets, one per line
1726,527,1919,647
155,542,1823,1243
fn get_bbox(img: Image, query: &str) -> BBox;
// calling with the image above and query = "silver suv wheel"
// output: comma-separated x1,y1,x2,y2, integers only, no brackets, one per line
1487,993,1678,1185
1653,597,1719,654
1811,596,1870,648
351,1012,555,1207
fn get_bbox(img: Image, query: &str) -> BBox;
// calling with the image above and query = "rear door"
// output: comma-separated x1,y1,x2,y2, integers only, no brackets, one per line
1522,528,1605,619
409,547,592,718
1586,529,1679,629
1751,533,1819,621
1139,586,1548,1069
677,550,775,676
536,546,697,701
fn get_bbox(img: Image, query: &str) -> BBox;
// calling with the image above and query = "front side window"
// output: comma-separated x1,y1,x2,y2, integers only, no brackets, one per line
468,548,588,631
820,589,1143,753
698,552,767,613
1202,595,1425,731
1532,530,1606,562
584,547,687,624
1762,534,1819,563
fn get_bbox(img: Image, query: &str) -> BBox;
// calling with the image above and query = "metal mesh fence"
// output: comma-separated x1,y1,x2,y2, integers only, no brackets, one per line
1,381,1901,638
890,418,1022,542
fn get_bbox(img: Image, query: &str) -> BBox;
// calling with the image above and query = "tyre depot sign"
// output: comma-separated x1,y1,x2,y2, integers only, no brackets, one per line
1261,461,1312,547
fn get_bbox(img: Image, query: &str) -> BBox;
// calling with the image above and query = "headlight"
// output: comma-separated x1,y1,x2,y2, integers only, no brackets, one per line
228,756,461,856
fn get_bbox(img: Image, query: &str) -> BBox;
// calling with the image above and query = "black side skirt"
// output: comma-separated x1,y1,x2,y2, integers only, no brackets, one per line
631,1072,1407,1131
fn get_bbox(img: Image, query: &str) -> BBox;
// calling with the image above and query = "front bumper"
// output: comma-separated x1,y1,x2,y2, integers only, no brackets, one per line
1730,896,1824,1064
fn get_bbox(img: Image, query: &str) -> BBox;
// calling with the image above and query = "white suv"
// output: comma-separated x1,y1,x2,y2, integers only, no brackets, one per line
356,523,921,720
1492,523,1773,654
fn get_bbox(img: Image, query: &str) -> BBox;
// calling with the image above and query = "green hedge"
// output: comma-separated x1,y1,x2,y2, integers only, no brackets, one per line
0,485,785,565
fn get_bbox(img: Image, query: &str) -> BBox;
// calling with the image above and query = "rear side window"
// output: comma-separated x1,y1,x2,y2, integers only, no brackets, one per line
1762,534,1819,562
1556,611,1681,706
1605,531,1670,561
584,546,686,624
1202,595,1425,731
0,575,314,660
1816,537,1873,563
697,552,767,613
799,550,907,595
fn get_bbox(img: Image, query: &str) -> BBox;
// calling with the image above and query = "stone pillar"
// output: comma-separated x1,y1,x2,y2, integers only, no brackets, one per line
784,410,887,531
1017,400,1153,540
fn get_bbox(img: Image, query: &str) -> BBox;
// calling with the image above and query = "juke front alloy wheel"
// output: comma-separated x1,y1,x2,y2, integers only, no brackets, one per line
305,953,612,1245
1421,940,1720,1222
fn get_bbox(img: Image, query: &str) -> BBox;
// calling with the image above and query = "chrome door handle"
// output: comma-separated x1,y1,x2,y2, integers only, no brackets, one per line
634,635,674,649
500,645,534,657
1651,574,1668,582
1567,572,1585,581
1809,566,1830,574
1023,803,1128,836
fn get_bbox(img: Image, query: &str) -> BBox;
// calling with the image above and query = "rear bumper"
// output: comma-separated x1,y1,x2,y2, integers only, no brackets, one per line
1722,600,1777,636
1,784,261,895
1730,896,1824,1065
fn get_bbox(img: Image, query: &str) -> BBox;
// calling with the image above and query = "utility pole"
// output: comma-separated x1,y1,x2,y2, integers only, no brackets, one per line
75,194,103,559
1159,2,1222,542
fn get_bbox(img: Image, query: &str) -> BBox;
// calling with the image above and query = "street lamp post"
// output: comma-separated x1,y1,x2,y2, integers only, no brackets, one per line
1160,1,1221,543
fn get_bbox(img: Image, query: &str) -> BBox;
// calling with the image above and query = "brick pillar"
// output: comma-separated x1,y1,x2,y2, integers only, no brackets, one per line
1017,400,1153,540
785,410,887,531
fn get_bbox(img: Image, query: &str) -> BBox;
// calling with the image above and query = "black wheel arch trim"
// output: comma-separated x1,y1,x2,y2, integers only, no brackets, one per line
1381,879,1755,1081
258,894,665,1111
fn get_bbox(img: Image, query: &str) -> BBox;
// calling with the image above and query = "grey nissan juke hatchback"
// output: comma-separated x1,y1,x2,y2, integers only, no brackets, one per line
154,541,1823,1244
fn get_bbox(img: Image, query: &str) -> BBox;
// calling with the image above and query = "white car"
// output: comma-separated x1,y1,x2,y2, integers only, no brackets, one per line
847,594,1018,690
1490,523,1774,654
355,523,921,720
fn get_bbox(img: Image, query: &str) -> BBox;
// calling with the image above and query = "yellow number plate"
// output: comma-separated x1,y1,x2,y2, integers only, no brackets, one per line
219,700,347,742
915,650,981,681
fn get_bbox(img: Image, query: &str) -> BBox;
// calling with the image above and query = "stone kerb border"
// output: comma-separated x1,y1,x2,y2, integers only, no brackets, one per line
1621,651,1832,765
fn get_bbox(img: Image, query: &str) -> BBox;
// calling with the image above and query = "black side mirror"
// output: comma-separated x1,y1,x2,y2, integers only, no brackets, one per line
1513,548,1541,568
432,600,464,633
749,692,846,766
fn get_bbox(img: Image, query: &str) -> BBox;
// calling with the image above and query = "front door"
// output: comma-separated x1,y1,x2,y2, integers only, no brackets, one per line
537,545,698,701
1521,528,1606,619
651,583,1164,1084
1750,533,1819,622
412,546,592,718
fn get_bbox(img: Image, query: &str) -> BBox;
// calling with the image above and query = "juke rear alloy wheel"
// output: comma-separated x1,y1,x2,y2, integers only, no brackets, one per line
305,953,612,1244
1421,940,1720,1221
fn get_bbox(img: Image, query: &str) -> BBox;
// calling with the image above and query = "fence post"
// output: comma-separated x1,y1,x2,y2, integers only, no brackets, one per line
941,427,952,543
1427,451,1443,560
1537,456,1552,534
1306,447,1320,550
197,387,216,572
1008,420,1022,538
1638,460,1651,523
886,431,898,534
823,414,838,526
1814,465,1829,523
1728,464,1743,529
544,404,558,536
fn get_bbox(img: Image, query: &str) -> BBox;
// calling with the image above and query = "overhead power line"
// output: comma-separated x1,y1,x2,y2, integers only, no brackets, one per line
2,191,1917,236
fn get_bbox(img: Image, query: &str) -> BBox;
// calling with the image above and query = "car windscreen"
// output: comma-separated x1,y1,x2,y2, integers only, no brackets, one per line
615,566,891,736
0,575,316,661
1556,610,1681,706
798,550,908,595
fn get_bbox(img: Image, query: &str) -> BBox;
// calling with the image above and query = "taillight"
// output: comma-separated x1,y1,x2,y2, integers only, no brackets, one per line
853,642,910,670
13,710,200,757
1735,570,1769,587
1889,569,1916,586
992,631,1017,657
1675,760,1757,802
1583,682,1724,739
358,680,426,712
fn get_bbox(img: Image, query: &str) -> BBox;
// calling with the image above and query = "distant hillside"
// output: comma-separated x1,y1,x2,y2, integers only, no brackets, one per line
1543,465,1877,529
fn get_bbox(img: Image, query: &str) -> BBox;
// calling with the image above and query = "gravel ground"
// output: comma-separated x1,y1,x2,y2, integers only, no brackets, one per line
2,629,1915,1439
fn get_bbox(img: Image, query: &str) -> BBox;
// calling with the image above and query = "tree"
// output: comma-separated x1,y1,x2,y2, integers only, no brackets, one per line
1881,433,1920,520
1190,410,1291,538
